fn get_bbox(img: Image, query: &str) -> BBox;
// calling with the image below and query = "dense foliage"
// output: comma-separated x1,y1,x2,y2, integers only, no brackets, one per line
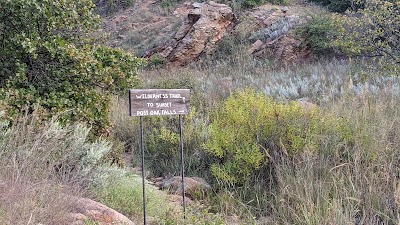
333,0,399,72
309,0,351,12
0,0,143,133
296,12,337,55
205,89,352,184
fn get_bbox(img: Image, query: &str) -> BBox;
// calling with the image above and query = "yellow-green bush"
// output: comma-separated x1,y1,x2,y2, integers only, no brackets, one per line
205,89,352,184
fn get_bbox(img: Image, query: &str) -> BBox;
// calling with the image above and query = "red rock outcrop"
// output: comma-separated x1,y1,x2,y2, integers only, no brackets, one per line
144,1,236,66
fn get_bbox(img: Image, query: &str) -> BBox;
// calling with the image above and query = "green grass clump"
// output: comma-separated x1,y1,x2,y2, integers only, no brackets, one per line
92,173,173,222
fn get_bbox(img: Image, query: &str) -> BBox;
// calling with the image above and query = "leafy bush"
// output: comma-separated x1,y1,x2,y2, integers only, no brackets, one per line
309,0,351,12
0,0,143,134
143,107,211,177
332,0,399,73
296,12,337,55
205,89,352,184
147,54,167,68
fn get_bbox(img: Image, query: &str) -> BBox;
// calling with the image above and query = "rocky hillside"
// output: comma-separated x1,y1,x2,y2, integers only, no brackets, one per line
102,0,322,66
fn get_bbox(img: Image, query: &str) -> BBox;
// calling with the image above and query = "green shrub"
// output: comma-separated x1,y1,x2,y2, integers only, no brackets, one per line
296,12,337,55
0,0,143,134
143,106,211,177
309,0,351,12
205,89,352,184
185,206,226,225
147,54,167,68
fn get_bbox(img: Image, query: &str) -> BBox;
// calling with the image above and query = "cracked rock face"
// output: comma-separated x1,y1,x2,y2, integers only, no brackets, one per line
145,1,236,66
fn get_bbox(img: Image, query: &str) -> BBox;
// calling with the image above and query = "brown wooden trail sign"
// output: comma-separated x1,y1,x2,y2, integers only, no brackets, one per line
128,89,190,225
129,89,190,116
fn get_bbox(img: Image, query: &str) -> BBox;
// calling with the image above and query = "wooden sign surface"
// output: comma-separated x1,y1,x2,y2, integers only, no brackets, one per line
129,89,190,117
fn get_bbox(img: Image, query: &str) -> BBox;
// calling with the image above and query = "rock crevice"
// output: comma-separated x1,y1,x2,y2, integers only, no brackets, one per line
144,1,236,66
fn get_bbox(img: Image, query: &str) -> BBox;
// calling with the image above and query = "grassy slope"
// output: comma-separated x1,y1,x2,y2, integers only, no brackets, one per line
104,0,400,224
0,1,398,224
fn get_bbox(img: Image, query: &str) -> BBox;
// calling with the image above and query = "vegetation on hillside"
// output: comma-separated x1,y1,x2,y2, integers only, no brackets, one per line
93,0,135,14
0,0,399,224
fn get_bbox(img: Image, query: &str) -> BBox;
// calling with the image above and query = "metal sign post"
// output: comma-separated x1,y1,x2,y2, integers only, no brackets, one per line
129,89,190,224
179,115,186,219
139,116,146,225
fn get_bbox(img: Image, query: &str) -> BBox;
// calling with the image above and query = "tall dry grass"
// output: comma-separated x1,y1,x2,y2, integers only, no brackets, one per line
131,55,400,224
0,112,125,224
215,91,400,224
0,114,85,224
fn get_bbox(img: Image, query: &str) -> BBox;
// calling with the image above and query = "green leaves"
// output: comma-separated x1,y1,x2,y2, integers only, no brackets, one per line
0,0,143,134
309,0,351,12
296,12,337,55
333,0,399,73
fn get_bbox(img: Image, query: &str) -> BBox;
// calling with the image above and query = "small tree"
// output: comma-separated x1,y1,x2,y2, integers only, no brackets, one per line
0,0,143,133
333,0,399,72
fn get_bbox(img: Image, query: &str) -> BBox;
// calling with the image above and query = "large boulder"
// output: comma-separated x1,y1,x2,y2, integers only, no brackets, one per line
67,197,135,225
144,1,236,66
